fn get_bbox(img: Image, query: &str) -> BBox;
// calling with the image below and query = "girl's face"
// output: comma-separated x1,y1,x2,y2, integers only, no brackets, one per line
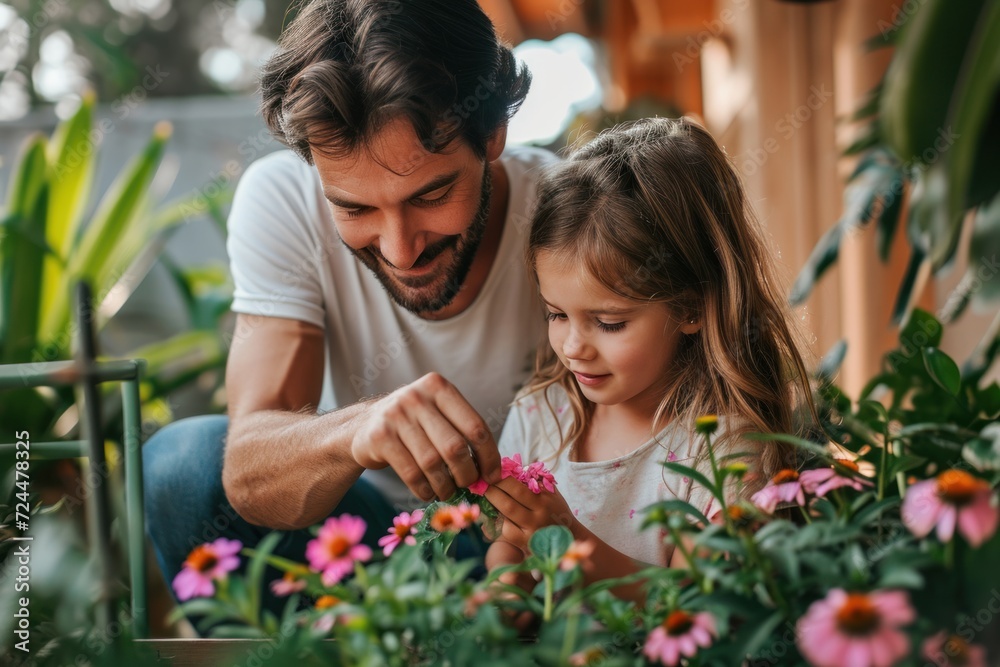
535,251,698,417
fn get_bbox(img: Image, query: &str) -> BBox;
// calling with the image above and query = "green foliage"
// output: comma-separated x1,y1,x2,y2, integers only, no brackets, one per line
791,0,1000,343
0,94,233,441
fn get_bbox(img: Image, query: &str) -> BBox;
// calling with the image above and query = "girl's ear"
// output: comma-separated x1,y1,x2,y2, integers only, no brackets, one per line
680,317,702,335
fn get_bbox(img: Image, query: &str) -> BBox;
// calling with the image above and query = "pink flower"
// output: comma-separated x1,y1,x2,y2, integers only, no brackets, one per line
522,461,557,494
306,515,372,586
643,610,716,666
800,459,873,497
902,469,999,547
172,538,242,601
270,570,308,597
750,469,805,514
501,454,524,480
377,509,424,556
468,478,489,495
922,631,988,667
796,589,914,667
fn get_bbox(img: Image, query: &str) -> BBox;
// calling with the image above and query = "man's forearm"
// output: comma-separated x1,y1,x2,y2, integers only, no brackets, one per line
222,401,374,530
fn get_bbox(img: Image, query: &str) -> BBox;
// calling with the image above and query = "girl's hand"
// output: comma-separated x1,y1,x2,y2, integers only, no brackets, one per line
484,477,578,553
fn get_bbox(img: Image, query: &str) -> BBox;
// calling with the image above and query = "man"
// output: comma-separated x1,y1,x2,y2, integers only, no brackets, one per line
143,0,555,619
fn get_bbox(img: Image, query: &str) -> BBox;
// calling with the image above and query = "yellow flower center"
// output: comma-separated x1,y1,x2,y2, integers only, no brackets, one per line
315,595,340,610
936,470,987,506
771,469,800,485
834,458,859,472
835,593,879,635
185,545,218,573
325,535,352,559
431,508,457,532
944,635,970,665
664,610,694,636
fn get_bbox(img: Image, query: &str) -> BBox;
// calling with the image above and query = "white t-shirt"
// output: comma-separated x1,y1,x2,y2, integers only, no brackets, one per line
498,384,735,566
227,146,557,508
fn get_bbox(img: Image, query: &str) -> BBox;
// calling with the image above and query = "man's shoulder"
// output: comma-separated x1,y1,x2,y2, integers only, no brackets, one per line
500,144,560,175
240,149,318,192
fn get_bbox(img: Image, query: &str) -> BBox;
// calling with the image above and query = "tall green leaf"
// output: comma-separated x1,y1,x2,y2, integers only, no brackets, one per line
41,93,97,322
1,135,49,363
39,121,172,347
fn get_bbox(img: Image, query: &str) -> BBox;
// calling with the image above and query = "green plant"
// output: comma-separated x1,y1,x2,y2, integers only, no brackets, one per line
0,93,232,441
159,316,998,664
790,0,1000,333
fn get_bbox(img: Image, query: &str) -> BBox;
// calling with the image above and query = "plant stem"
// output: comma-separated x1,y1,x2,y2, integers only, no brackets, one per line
704,432,734,534
543,574,554,622
799,505,812,525
560,604,579,661
668,525,703,587
878,440,887,501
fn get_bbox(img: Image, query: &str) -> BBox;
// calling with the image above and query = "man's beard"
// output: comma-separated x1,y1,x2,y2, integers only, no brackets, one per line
344,164,493,315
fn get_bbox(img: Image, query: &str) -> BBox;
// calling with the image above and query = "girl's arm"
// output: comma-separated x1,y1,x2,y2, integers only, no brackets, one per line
566,521,651,605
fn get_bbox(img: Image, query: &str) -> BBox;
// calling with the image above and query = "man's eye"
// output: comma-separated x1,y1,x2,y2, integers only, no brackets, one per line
545,312,566,322
412,187,453,207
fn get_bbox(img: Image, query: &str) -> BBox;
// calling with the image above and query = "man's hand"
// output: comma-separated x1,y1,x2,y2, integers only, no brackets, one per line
351,372,502,502
484,476,577,554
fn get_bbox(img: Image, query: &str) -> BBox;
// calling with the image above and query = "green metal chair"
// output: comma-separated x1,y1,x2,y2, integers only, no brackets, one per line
0,283,149,638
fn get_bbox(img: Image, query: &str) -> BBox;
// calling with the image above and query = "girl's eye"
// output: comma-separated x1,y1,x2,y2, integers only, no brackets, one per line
596,320,626,333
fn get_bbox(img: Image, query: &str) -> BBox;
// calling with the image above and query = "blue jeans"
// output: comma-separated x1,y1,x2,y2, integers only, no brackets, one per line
143,415,486,633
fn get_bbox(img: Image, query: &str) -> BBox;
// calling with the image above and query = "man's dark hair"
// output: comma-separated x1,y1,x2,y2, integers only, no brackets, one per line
260,0,531,164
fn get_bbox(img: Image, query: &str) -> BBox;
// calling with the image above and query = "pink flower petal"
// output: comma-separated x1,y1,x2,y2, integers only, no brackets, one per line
957,493,1000,547
936,506,958,542
468,478,489,495
902,479,943,538
172,568,214,601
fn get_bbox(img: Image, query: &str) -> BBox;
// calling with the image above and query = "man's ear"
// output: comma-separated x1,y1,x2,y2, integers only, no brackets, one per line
486,124,508,162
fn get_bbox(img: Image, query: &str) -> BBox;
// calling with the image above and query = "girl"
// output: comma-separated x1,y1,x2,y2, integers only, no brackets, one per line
483,117,814,601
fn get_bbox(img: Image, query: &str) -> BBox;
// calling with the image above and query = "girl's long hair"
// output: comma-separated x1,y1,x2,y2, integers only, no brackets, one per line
523,117,815,485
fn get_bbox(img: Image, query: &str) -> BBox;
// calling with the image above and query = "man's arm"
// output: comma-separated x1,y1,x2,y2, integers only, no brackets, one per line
223,314,503,530
223,314,370,529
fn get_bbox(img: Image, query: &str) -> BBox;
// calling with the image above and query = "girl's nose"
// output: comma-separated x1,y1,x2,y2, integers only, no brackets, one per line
562,326,593,360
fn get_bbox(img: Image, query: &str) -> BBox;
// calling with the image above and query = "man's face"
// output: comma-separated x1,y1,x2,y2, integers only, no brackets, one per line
311,119,495,315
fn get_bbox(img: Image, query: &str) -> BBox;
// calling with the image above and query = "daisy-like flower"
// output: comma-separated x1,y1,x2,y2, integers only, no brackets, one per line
172,538,242,601
922,631,988,667
315,594,340,610
750,469,805,514
796,589,914,667
800,459,874,497
902,469,999,547
430,506,463,533
453,501,481,527
522,460,557,494
270,569,308,597
643,610,716,666
468,478,489,495
501,454,525,480
377,509,424,556
694,415,718,435
559,539,595,571
306,515,372,586
569,646,607,666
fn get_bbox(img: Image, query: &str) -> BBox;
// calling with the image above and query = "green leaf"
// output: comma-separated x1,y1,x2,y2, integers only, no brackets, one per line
967,192,1000,303
662,462,721,503
890,245,927,325
945,1,1000,222
789,224,841,305
642,499,710,528
922,347,962,395
733,610,786,659
900,308,943,348
743,432,830,459
963,424,1000,471
246,532,282,626
815,339,848,383
879,0,988,162
39,121,172,345
528,525,573,564
878,567,924,589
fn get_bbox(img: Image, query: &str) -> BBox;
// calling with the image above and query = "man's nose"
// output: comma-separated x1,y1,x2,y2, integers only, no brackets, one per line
376,211,425,270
